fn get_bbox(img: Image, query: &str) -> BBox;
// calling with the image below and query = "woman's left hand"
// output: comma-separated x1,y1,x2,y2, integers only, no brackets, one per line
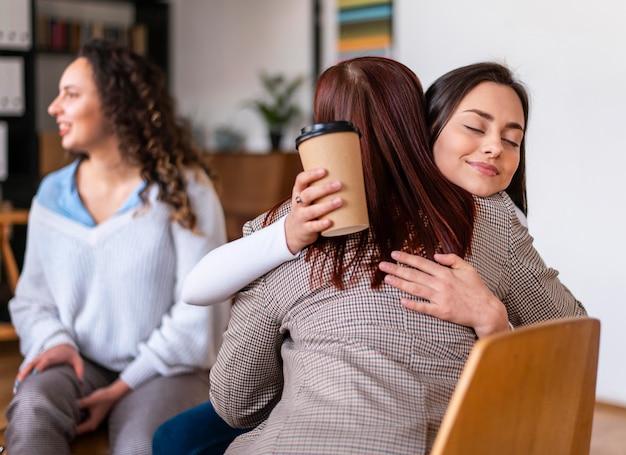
379,251,510,338
76,379,131,435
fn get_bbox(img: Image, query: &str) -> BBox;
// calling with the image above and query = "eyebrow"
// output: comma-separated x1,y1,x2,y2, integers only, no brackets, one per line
462,109,525,132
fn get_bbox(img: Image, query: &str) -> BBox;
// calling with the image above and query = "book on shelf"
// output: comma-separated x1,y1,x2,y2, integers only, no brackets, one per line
67,22,82,54
36,14,50,51
129,24,148,56
49,18,67,52
35,16,142,54
90,21,105,40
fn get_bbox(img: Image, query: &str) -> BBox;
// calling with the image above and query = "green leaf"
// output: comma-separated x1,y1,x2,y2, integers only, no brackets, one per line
250,72,304,129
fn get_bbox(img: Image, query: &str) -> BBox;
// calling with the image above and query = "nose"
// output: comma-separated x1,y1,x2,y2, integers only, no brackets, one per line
48,95,61,117
481,131,503,157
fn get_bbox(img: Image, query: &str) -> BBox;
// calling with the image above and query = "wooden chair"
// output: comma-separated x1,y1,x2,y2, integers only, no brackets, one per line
0,208,29,343
431,317,601,455
0,209,28,452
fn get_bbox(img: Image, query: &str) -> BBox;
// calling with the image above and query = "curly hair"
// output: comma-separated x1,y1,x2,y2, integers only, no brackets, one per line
75,38,212,231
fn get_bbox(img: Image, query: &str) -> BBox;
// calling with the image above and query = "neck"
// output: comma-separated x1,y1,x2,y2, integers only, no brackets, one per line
79,144,142,185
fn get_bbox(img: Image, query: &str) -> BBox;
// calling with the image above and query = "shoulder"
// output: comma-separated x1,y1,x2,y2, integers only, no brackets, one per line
470,191,532,263
473,192,519,226
183,166,217,196
470,192,518,251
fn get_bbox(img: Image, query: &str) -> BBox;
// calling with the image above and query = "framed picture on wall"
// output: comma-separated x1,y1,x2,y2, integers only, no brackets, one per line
337,0,392,61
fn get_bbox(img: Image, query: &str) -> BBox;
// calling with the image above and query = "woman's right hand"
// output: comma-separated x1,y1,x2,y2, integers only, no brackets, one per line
379,251,510,338
285,168,343,254
14,344,84,393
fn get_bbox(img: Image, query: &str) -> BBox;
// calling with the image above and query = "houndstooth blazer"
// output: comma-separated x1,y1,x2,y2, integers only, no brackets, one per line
210,191,586,455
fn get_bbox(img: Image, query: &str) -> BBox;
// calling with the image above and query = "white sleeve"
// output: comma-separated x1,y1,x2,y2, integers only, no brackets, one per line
182,215,298,306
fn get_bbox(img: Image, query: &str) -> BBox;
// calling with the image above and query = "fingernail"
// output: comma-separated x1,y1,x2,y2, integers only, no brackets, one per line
32,368,39,375
391,251,400,260
13,380,19,395
331,181,341,189
332,197,342,205
379,261,389,271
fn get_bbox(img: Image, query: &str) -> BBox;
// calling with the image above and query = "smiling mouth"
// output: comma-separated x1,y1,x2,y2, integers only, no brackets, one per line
468,161,499,177
57,122,71,136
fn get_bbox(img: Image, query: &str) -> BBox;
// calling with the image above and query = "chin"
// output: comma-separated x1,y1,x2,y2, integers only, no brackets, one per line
468,187,496,198
60,137,72,149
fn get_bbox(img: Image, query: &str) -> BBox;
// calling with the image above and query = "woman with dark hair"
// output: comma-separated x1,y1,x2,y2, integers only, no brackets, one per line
381,61,536,314
153,60,584,454
5,39,231,454
206,57,584,453
426,61,529,217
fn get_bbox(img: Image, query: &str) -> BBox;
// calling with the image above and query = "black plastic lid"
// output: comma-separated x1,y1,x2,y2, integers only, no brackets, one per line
295,121,361,149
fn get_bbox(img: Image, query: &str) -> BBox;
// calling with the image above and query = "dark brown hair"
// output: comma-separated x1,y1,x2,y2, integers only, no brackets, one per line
426,62,530,215
76,38,211,231
269,57,475,289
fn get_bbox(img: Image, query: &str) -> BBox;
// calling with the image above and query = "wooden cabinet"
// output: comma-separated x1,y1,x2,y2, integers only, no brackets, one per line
205,153,303,241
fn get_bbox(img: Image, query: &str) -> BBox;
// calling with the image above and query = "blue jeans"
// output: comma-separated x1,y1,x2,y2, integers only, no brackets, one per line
152,400,251,455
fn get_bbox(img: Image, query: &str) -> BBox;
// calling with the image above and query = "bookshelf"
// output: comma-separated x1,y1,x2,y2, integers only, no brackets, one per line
35,1,148,56
0,0,37,209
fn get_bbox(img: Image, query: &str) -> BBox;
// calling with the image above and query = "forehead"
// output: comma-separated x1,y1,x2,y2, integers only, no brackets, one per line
59,57,96,90
457,81,525,126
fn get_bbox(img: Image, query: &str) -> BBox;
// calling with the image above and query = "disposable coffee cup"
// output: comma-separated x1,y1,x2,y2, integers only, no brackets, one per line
295,121,369,237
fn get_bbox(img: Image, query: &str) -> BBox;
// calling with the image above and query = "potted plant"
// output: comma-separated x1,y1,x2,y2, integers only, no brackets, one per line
251,71,304,151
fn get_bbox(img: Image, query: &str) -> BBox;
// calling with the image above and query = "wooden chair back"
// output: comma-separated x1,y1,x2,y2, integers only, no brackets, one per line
0,208,29,343
431,317,601,455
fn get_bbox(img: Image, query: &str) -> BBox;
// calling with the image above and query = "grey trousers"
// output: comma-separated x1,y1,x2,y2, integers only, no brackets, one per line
5,357,210,455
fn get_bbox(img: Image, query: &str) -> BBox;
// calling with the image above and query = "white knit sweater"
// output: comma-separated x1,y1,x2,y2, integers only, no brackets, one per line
9,171,231,389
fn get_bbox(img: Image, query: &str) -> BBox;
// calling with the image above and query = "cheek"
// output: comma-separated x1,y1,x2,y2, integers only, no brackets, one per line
80,109,107,133
502,154,521,180
432,139,457,181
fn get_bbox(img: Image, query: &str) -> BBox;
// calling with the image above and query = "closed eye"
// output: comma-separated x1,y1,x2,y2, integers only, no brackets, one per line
464,125,483,133
502,137,520,148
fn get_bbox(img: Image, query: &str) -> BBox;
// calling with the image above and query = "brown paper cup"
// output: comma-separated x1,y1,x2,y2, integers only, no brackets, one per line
295,121,369,237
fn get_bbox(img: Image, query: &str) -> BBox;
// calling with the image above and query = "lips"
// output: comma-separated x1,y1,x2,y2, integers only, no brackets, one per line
468,161,499,177
57,122,70,136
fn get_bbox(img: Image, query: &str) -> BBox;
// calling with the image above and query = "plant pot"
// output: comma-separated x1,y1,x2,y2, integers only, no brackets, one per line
269,131,283,151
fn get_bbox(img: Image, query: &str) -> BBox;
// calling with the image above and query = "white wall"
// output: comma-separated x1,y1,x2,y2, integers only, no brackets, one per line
170,0,313,152
172,0,626,405
395,0,626,407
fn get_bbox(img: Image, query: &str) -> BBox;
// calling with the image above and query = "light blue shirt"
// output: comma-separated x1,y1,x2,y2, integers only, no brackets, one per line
35,159,146,227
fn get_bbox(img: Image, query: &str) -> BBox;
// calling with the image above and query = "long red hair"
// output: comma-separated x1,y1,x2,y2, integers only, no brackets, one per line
268,57,475,289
